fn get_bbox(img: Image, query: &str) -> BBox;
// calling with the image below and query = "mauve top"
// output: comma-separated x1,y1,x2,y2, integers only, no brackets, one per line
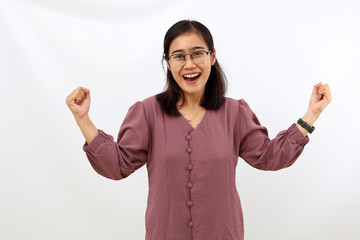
83,95,310,240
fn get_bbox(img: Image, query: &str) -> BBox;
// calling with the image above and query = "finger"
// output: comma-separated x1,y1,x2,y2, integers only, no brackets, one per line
74,93,81,104
81,86,89,94
312,82,322,96
84,89,90,101
70,87,82,99
79,87,90,101
69,91,79,103
318,86,325,95
79,89,85,99
315,84,324,100
318,85,329,102
327,86,332,102
320,84,329,93
75,91,84,103
71,87,88,104
323,84,332,102
67,88,80,105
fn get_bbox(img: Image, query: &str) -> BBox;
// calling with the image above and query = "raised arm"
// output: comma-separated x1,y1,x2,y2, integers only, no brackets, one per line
237,99,309,171
66,87,150,180
81,101,150,180
66,86,99,144
296,82,332,136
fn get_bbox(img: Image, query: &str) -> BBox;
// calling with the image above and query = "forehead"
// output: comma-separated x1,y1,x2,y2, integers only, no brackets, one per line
169,32,208,53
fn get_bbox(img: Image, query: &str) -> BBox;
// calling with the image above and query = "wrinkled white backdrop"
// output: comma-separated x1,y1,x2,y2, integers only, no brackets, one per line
1,0,359,239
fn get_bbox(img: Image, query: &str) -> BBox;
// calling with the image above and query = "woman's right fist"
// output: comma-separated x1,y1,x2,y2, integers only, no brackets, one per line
66,86,91,119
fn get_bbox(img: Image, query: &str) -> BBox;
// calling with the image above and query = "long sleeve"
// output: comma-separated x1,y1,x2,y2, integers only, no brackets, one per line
82,101,150,180
237,99,309,171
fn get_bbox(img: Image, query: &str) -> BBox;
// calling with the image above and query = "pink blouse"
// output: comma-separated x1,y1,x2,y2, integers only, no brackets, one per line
83,95,310,240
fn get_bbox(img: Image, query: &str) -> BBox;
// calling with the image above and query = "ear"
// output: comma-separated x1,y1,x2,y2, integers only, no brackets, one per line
211,48,217,66
166,60,171,71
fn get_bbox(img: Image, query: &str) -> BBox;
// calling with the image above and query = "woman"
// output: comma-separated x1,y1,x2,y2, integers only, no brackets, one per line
66,20,332,240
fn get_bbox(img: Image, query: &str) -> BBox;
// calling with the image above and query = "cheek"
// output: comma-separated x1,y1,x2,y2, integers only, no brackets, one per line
172,70,180,79
202,65,212,76
171,69,183,80
171,71,182,84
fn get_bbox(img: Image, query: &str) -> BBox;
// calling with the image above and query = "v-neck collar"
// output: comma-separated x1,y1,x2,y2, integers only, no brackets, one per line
178,109,209,131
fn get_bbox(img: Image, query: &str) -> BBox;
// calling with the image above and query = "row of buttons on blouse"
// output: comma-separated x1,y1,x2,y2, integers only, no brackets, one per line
186,134,194,228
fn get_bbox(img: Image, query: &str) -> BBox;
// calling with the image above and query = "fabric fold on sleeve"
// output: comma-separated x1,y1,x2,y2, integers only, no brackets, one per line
237,99,309,171
82,101,150,180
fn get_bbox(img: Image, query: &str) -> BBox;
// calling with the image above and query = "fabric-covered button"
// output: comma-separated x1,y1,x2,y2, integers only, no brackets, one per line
187,147,192,153
186,135,192,140
187,183,193,188
187,201,193,207
189,221,194,227
187,164,193,170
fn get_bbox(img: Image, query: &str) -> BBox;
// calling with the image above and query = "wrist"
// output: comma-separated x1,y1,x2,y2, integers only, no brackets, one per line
75,114,91,126
301,109,320,126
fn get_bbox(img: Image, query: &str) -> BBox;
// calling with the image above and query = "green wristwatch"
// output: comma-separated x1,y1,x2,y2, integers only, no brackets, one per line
297,118,315,134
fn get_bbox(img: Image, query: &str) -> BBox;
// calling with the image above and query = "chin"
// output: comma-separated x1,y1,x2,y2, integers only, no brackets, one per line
182,86,205,95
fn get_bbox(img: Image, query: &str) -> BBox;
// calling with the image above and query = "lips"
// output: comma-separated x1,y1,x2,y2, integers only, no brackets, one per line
182,72,201,81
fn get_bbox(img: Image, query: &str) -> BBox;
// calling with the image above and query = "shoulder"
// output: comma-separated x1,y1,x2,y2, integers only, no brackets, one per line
223,97,249,110
132,95,163,123
127,95,158,110
141,95,158,108
122,95,158,120
140,95,161,114
222,97,256,120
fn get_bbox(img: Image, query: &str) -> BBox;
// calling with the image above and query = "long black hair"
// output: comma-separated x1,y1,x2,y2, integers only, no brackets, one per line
156,20,227,116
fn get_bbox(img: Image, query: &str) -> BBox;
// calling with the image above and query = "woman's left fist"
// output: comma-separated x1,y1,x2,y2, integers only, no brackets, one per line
309,82,332,115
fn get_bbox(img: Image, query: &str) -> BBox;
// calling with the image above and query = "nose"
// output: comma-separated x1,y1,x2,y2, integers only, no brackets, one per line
183,55,196,69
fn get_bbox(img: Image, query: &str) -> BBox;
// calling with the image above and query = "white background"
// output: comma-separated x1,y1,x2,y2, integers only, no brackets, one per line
1,0,359,239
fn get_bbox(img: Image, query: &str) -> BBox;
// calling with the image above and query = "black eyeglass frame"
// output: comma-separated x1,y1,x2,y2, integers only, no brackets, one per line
167,50,212,63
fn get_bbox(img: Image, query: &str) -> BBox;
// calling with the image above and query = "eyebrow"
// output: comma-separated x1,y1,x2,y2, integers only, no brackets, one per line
170,46,205,55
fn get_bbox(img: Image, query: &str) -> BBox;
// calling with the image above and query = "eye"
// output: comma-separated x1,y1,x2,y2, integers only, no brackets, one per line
192,51,204,57
172,54,184,60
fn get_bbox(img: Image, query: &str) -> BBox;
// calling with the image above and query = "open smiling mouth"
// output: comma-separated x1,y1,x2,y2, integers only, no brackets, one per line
183,73,201,82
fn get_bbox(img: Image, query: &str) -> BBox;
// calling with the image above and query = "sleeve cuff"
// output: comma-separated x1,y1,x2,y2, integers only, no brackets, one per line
288,123,310,145
82,129,113,153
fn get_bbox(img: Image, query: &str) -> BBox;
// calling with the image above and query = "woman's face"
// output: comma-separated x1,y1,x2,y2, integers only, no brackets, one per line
167,32,216,100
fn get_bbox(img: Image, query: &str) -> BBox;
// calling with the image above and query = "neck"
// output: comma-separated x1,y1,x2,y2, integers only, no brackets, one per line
178,91,205,109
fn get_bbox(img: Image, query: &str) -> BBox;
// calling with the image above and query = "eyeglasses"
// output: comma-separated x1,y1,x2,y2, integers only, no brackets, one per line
168,50,212,68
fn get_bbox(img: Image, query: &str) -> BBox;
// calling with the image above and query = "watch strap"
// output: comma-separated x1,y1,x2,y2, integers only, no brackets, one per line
297,118,315,134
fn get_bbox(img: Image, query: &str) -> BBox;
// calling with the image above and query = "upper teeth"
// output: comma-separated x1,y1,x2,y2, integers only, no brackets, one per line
184,73,200,78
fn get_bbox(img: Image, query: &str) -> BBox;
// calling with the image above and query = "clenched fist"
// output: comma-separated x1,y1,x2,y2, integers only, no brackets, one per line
66,86,91,120
308,82,332,116
296,82,332,136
